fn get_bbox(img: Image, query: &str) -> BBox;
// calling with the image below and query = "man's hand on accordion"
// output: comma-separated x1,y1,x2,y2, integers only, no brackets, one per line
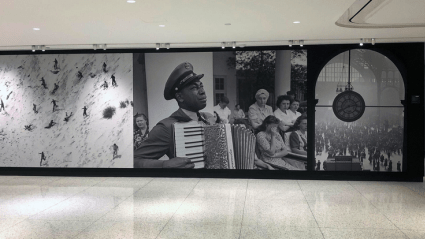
163,157,195,169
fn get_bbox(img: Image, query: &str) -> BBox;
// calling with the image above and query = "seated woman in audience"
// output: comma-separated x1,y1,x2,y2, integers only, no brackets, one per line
206,111,223,125
248,89,274,131
230,104,246,124
213,111,223,124
290,115,308,156
287,99,302,126
255,115,304,170
134,113,149,150
274,95,293,132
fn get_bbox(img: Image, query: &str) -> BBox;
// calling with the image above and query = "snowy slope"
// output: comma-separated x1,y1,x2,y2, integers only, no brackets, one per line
0,53,133,168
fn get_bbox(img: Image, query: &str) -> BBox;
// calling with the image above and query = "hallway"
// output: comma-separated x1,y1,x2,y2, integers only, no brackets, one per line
0,176,424,238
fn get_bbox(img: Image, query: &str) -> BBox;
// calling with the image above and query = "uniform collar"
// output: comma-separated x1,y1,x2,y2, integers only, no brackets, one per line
181,108,198,121
169,108,196,122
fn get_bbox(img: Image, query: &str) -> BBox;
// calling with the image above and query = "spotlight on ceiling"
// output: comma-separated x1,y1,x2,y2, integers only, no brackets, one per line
221,42,225,49
360,38,363,46
93,44,97,50
232,42,236,49
32,45,35,52
371,38,375,45
299,40,304,47
156,43,160,50
288,40,293,47
103,44,107,50
41,45,46,51
165,43,170,49
127,0,136,3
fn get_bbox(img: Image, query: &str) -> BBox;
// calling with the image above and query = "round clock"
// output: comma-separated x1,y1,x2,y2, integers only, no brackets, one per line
332,91,366,122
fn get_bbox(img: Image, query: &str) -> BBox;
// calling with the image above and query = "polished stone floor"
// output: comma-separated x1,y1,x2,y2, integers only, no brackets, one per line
0,176,424,239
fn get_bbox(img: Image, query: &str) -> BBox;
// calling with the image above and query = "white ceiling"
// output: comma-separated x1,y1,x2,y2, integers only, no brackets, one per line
0,0,424,50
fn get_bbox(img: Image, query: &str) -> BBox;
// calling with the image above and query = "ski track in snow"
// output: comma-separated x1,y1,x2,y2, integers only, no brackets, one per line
0,54,133,168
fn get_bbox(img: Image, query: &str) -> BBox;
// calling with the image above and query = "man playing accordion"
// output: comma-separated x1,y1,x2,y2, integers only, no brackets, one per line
134,62,210,168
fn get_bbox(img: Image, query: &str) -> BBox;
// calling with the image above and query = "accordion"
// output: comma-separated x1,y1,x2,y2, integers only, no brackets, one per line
173,121,256,169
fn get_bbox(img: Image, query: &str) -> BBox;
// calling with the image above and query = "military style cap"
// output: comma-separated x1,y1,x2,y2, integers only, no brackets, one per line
164,62,204,100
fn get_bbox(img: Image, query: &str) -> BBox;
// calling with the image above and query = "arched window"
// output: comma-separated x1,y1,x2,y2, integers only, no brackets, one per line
314,49,405,172
388,71,394,86
317,63,362,82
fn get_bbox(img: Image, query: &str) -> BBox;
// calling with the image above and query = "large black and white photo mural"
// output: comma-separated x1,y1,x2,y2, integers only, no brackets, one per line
314,49,404,172
134,50,309,170
0,54,133,167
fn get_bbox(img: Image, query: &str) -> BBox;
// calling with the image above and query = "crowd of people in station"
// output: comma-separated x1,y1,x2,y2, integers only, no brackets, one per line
315,117,403,172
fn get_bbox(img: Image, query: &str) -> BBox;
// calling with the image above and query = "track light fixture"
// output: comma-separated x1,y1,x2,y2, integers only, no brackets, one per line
219,41,246,49
27,38,384,52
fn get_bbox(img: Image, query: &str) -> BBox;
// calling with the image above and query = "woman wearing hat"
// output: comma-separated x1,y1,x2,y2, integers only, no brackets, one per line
248,89,274,130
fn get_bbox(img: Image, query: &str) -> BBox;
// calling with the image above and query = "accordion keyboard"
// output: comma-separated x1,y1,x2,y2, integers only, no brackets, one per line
173,121,205,168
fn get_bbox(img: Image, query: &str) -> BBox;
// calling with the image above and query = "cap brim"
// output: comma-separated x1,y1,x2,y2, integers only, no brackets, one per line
179,74,204,89
164,73,205,100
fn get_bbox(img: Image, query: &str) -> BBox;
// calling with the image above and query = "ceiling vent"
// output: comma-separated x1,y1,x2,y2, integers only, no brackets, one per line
336,0,425,28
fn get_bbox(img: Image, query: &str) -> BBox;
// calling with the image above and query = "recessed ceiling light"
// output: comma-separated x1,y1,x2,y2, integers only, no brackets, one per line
33,28,40,30
225,23,231,26
127,0,136,3
293,21,300,24
159,25,165,27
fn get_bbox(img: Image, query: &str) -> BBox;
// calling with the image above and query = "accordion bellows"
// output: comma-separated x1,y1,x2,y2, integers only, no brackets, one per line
173,122,256,169
204,124,235,169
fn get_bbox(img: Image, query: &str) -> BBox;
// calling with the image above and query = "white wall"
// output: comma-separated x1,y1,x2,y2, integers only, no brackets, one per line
213,52,237,109
145,52,214,128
